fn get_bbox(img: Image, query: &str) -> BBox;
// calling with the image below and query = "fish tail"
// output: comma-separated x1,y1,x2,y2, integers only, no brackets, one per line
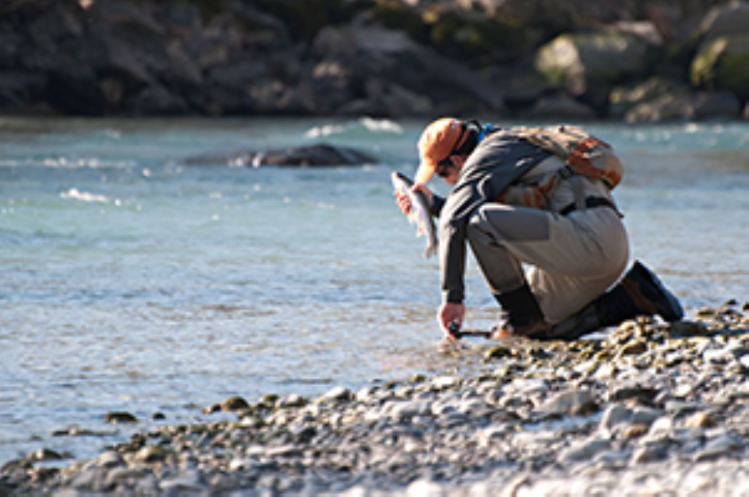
423,243,437,259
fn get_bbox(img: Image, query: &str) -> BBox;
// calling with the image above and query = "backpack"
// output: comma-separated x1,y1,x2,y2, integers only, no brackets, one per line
497,125,624,210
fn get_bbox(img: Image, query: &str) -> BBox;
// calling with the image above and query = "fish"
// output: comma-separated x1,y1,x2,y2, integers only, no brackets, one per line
391,171,438,258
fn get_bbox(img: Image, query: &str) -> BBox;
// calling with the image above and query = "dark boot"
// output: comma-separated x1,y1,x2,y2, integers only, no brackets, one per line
543,260,683,341
620,261,683,323
492,283,549,338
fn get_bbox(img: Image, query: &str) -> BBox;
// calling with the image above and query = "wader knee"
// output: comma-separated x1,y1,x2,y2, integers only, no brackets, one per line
544,261,683,341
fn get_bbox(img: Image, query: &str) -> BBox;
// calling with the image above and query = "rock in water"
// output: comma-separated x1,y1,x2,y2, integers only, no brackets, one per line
104,411,138,424
186,143,377,167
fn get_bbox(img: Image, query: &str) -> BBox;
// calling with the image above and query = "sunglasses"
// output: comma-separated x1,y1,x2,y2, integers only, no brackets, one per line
435,157,453,178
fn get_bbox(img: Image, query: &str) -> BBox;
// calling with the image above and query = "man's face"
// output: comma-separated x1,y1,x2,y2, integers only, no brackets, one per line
443,155,466,185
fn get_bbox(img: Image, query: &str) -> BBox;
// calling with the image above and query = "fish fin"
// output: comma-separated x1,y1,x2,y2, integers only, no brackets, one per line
423,243,438,259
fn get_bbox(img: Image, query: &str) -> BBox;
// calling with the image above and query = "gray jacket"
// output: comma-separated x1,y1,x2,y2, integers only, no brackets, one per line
431,129,551,303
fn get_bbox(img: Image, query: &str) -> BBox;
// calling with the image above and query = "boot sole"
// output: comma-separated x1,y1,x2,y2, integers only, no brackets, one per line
631,261,684,322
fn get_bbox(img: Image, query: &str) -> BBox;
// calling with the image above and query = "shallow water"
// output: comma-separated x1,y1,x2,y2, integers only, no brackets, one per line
0,117,747,464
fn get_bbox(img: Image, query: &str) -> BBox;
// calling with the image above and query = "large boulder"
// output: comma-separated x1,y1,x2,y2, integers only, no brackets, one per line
695,2,749,42
423,7,531,62
314,25,505,115
535,31,651,92
691,35,749,100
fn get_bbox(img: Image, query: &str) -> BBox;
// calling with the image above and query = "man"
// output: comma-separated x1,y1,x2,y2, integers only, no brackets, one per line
395,117,683,341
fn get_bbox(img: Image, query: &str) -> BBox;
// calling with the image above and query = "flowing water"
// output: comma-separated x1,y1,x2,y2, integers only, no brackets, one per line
1,117,748,464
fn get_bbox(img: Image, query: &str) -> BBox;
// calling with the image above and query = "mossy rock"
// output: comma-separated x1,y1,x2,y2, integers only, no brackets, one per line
691,35,749,100
535,32,649,86
427,10,527,61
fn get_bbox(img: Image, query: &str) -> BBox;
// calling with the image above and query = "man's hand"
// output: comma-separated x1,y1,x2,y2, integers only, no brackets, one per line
438,302,465,340
394,183,433,216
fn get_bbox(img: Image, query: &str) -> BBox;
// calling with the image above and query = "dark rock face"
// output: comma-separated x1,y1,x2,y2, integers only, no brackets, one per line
0,0,745,121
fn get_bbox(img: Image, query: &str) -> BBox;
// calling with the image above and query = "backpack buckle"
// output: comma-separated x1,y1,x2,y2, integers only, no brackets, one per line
558,164,575,180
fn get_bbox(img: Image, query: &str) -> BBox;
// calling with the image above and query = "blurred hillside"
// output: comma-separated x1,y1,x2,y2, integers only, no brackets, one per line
0,0,747,121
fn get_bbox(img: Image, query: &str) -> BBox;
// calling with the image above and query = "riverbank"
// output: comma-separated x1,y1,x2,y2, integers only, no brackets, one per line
3,302,748,495
1,0,748,122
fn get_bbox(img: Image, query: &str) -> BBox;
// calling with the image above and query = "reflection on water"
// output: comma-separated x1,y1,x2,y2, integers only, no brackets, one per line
0,117,747,464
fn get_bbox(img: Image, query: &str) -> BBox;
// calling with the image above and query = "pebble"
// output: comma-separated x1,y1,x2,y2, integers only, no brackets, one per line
3,303,749,495
558,439,611,465
318,386,352,404
535,389,597,416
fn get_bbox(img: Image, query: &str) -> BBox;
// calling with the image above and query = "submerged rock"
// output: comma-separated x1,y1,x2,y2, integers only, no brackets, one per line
104,411,138,424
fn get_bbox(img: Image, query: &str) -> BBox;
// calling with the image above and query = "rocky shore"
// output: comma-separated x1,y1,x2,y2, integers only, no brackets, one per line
1,0,748,122
3,301,749,495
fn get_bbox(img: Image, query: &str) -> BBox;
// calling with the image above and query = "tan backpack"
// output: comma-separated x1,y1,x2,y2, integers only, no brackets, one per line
497,125,624,210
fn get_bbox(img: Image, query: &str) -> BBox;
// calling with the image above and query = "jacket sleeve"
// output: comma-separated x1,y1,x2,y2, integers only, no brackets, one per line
430,195,445,217
439,180,484,303
437,134,550,304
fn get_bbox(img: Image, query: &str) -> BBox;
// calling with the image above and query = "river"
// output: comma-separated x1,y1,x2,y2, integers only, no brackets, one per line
0,116,747,464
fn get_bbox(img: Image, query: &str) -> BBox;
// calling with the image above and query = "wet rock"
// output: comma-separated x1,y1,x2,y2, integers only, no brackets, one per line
406,478,446,496
631,444,668,464
430,376,461,391
685,411,716,428
189,143,376,168
622,424,650,439
132,445,168,464
558,438,611,465
601,403,663,436
601,403,631,430
666,321,710,338
607,386,660,405
386,399,432,421
29,448,64,461
95,450,125,469
68,466,111,492
220,396,250,412
317,386,352,404
159,470,205,494
693,432,744,462
104,411,138,424
277,393,306,409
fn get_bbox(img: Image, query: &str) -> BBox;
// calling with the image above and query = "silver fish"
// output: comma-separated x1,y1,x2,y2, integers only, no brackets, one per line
391,171,438,258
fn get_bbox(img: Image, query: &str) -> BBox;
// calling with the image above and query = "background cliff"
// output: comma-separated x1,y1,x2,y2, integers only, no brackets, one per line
1,0,747,121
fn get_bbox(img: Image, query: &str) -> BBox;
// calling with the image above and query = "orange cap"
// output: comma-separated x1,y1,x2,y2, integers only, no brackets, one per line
415,118,467,184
